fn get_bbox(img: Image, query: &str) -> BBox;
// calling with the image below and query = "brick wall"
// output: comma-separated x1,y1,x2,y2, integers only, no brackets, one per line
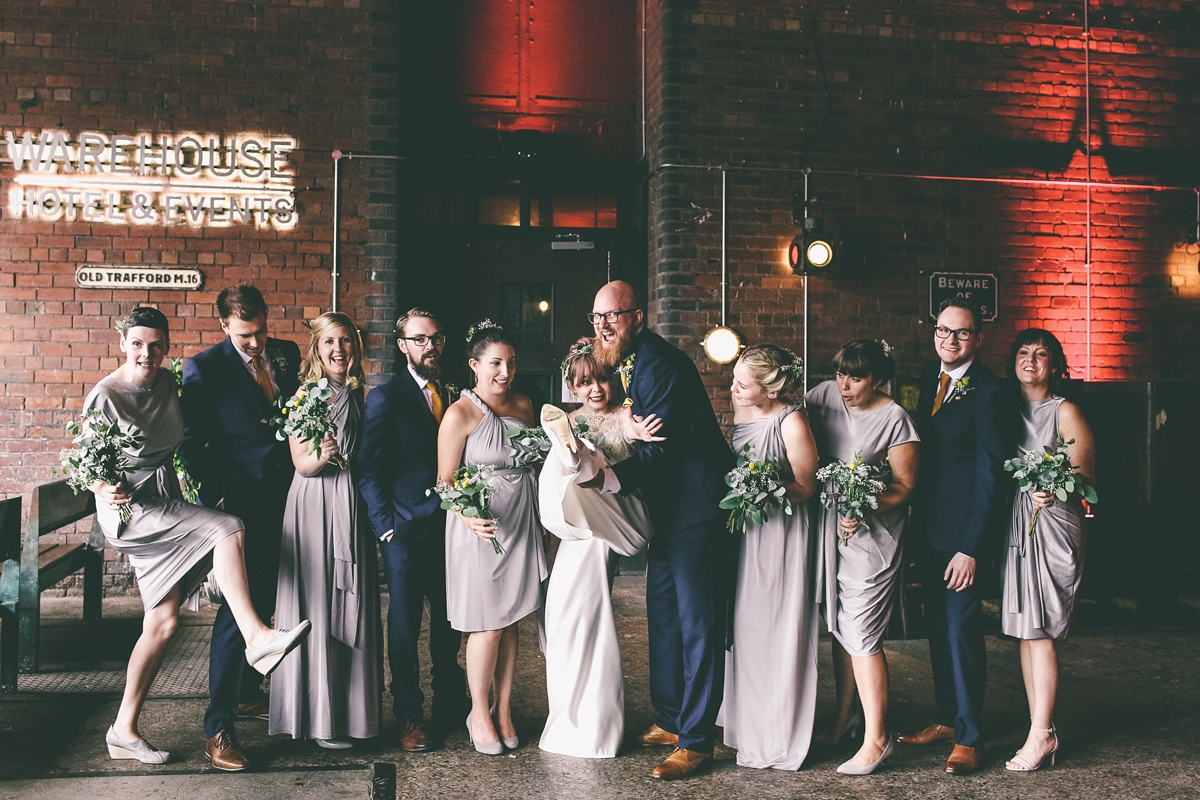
647,0,1200,422
0,0,399,596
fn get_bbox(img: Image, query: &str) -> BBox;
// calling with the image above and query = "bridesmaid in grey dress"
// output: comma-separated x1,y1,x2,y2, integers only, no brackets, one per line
86,307,309,765
1001,329,1094,772
270,313,381,749
806,339,919,776
439,322,546,755
718,344,820,770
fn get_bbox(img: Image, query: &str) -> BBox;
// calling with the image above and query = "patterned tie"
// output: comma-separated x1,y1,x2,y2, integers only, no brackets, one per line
427,381,444,423
252,355,276,403
930,371,951,416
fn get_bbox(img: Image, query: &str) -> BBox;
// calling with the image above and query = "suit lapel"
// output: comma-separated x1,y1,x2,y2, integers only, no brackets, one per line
401,368,438,430
222,338,275,412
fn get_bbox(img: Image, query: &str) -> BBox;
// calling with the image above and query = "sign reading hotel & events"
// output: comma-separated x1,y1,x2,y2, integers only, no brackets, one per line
928,272,998,322
3,130,297,228
76,266,204,290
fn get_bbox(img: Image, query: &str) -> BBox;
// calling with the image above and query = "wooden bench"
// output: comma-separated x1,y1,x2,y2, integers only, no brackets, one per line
17,480,105,677
0,496,21,692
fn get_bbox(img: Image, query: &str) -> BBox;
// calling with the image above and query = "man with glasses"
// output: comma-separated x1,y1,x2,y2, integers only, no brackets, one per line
359,308,467,752
899,298,1009,776
584,281,734,780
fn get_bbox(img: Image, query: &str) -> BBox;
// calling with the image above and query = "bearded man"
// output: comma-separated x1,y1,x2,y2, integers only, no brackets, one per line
358,308,468,752
585,281,734,779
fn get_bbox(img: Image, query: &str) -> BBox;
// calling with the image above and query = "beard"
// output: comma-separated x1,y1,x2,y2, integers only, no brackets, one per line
409,350,442,381
593,327,637,370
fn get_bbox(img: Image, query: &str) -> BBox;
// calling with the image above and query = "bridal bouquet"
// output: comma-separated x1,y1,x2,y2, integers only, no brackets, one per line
58,409,144,524
1004,438,1098,536
267,377,348,470
816,453,889,545
169,358,201,503
573,416,619,462
429,465,505,554
506,425,551,468
720,444,793,534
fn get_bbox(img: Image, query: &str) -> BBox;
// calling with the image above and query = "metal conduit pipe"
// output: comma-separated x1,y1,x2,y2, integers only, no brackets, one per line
329,151,404,311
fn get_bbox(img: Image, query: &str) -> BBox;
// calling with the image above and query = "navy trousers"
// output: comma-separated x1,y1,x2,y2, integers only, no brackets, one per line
380,532,466,724
203,477,288,739
924,548,987,747
645,517,729,753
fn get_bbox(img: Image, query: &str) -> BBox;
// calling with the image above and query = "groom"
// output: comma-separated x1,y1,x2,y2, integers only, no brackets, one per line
585,281,734,780
900,298,1010,776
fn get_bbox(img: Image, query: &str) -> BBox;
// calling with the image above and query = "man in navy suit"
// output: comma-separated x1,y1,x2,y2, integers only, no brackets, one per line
180,285,301,771
358,308,467,752
585,281,734,780
899,298,1010,776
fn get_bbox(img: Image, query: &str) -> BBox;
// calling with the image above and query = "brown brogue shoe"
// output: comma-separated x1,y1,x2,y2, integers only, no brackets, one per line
638,723,679,747
205,730,248,772
237,700,269,721
946,744,981,775
897,723,956,746
651,748,711,780
400,721,434,753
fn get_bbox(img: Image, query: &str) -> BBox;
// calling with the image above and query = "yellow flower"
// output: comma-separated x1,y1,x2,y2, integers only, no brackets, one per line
749,461,757,470
296,392,306,400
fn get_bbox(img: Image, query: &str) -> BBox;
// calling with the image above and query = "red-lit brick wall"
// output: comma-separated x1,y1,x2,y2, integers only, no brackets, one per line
646,0,1200,420
0,0,399,595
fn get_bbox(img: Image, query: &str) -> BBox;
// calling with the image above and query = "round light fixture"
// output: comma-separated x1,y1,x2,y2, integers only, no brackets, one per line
538,300,549,312
703,326,742,364
806,239,833,269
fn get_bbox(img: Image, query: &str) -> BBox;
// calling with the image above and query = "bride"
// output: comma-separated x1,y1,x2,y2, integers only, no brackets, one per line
537,340,663,759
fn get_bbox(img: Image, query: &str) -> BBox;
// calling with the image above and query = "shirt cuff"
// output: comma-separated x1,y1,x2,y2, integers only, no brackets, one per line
381,530,394,542
600,468,621,494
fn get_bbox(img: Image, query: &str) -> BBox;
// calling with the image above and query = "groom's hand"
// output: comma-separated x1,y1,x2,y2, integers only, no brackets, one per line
578,473,605,490
944,552,976,592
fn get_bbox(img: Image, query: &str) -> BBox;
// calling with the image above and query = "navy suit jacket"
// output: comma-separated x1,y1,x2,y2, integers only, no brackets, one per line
358,369,446,545
179,336,301,508
913,359,1010,558
609,329,734,535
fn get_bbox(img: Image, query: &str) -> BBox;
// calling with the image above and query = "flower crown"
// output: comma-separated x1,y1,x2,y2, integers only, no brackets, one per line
778,347,804,379
877,339,895,358
560,342,595,381
466,319,503,342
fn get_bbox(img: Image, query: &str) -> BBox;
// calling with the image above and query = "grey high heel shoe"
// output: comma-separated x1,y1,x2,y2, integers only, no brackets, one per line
837,737,895,776
466,714,503,756
488,704,519,749
106,726,169,764
1006,724,1059,771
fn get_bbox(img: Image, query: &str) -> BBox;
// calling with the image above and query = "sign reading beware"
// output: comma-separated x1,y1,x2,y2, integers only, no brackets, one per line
929,272,998,322
76,266,203,290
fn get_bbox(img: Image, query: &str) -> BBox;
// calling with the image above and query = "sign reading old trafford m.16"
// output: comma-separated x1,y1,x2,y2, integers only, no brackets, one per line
3,130,297,229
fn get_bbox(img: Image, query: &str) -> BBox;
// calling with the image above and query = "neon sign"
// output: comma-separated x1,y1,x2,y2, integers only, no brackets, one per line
3,130,297,228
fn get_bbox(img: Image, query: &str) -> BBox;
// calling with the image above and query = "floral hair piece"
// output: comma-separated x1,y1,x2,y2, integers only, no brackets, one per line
560,342,595,381
466,319,503,342
778,347,804,379
878,339,895,358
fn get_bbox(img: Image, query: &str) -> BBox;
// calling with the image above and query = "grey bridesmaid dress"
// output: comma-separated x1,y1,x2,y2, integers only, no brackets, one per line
806,380,919,657
1001,396,1086,640
718,403,818,770
270,382,381,741
84,372,242,611
444,389,547,633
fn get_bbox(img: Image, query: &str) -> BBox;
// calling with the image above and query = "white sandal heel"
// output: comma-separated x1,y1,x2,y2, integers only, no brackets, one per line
1006,724,1058,772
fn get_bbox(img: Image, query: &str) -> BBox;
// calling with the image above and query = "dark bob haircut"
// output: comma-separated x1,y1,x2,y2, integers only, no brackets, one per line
832,338,895,385
1007,328,1069,393
116,306,170,337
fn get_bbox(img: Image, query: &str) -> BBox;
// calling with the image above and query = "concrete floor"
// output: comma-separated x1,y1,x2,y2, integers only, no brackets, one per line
2,577,1198,799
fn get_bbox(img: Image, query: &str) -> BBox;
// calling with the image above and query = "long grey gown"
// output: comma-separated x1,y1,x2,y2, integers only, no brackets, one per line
718,403,818,771
270,382,381,741
806,380,919,657
1001,396,1086,640
445,390,547,633
84,372,242,611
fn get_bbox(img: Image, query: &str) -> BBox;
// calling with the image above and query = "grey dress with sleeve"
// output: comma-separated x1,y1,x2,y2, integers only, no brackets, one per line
1001,396,1086,640
84,371,242,612
444,390,547,632
806,380,920,657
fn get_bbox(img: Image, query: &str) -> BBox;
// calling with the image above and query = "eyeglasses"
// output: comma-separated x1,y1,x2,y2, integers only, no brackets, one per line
586,308,637,325
933,325,976,341
400,334,446,347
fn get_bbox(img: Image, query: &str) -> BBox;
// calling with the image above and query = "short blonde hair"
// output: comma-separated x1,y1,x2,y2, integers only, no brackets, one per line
300,312,365,392
738,344,804,397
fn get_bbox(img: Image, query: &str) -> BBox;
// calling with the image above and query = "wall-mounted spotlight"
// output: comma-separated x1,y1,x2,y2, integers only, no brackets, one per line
702,325,742,364
789,217,835,275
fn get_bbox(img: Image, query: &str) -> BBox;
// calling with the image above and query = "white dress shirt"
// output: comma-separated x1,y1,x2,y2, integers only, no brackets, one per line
233,342,280,397
408,363,436,413
939,358,974,402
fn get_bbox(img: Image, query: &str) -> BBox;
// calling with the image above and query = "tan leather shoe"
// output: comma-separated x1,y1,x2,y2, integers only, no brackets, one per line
651,748,711,780
237,700,269,721
400,721,434,753
205,730,249,772
946,744,981,775
638,723,679,747
898,723,955,746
